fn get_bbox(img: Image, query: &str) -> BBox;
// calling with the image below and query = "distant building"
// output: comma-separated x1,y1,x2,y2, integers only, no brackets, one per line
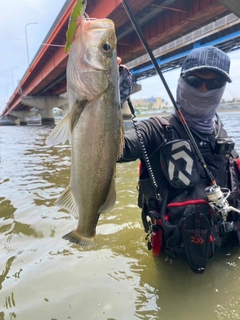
153,97,165,109
132,96,166,110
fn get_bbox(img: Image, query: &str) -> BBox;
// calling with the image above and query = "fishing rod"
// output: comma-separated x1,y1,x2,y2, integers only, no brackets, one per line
121,0,216,186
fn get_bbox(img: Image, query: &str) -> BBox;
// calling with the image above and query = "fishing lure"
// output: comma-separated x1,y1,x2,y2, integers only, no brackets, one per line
65,0,87,53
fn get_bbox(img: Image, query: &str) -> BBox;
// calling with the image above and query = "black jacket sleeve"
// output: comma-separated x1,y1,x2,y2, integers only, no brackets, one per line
118,117,167,163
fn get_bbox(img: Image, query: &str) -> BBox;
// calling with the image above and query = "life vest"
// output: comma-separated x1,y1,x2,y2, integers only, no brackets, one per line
138,114,240,273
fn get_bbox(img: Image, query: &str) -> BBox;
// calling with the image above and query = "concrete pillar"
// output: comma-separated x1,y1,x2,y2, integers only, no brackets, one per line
22,96,68,125
39,108,55,125
9,110,34,126
4,115,18,125
22,96,67,109
121,101,132,120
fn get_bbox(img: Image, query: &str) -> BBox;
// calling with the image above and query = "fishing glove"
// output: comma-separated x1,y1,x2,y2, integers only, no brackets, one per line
119,64,133,107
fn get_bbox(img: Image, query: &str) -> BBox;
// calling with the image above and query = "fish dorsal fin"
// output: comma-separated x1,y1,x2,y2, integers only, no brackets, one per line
45,113,71,146
70,99,88,132
98,176,116,213
55,186,78,218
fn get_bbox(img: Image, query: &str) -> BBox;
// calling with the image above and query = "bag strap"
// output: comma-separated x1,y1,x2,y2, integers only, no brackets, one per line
152,115,179,141
154,114,191,140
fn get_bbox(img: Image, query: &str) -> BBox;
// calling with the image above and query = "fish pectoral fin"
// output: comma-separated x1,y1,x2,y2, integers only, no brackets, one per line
55,186,78,218
62,230,94,247
70,99,88,132
45,113,71,146
98,176,116,213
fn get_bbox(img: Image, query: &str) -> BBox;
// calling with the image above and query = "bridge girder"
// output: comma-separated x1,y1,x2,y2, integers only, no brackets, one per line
2,0,233,117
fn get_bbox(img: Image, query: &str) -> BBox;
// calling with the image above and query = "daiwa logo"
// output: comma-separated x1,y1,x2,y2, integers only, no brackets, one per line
168,141,193,186
191,236,204,244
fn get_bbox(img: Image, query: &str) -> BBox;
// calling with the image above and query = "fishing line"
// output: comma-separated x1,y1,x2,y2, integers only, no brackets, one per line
0,35,65,47
122,0,216,185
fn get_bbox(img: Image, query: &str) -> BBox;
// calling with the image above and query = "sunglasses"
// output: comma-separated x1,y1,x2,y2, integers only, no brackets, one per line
182,74,226,90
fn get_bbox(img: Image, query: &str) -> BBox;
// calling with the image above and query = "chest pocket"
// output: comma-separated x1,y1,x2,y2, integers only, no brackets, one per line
160,139,200,188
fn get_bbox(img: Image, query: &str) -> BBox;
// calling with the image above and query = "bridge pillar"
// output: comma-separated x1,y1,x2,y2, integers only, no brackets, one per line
122,83,142,120
0,116,17,126
9,110,35,125
39,108,55,125
21,96,68,125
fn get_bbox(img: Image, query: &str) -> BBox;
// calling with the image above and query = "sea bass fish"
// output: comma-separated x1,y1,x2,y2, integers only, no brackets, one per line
46,17,124,246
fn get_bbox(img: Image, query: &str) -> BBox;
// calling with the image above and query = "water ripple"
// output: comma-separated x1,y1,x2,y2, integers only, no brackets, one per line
1,114,240,319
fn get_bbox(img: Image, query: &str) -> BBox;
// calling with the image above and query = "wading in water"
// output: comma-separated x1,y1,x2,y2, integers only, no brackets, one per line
119,45,240,273
46,0,240,274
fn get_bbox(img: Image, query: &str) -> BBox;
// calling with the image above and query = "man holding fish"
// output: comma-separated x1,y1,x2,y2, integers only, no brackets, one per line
46,0,240,272
118,45,240,273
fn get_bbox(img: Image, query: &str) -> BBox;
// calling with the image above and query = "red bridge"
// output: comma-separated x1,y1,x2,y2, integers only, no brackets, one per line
1,0,239,124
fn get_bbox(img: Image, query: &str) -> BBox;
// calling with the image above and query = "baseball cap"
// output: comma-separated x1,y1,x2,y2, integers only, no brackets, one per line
181,46,231,82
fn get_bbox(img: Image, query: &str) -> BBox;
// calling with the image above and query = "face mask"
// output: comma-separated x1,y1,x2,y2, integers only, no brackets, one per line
176,77,225,134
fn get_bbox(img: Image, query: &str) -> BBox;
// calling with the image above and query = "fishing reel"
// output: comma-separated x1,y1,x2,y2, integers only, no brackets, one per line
205,184,240,220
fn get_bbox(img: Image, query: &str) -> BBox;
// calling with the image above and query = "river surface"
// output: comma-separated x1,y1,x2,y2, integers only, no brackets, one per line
1,112,240,320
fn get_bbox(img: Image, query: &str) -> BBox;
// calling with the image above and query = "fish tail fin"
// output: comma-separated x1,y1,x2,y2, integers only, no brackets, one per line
62,230,94,247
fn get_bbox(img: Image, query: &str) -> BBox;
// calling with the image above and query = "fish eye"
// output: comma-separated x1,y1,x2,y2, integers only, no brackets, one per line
102,42,112,52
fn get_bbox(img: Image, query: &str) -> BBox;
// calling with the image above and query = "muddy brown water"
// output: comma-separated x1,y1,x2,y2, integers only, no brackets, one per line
1,112,240,320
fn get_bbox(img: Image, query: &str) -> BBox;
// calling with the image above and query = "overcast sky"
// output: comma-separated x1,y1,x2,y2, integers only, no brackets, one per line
0,0,67,113
0,1,240,113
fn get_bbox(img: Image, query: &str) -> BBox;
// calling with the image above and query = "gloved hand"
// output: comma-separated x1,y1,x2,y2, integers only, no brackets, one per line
119,63,133,107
